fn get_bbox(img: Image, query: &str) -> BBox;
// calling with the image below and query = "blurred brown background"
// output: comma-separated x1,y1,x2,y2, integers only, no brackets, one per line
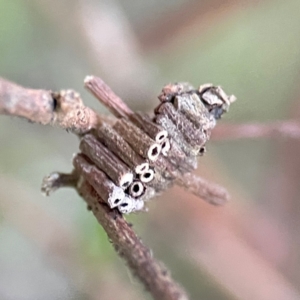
1,0,300,299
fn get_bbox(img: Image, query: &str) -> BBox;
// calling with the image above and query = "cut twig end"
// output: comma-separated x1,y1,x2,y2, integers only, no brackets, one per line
84,75,95,85
84,75,132,118
41,172,78,196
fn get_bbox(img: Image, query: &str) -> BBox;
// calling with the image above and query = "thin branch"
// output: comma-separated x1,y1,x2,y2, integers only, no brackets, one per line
41,171,78,196
175,173,229,206
77,179,188,300
84,75,133,118
212,121,300,141
0,77,100,134
0,77,54,124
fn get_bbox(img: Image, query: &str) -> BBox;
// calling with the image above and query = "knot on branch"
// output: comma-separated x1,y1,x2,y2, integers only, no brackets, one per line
51,89,99,134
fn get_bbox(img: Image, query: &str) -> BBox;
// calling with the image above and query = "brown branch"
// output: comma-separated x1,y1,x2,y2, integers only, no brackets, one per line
0,77,100,134
84,75,133,118
130,112,168,143
77,180,188,300
156,102,205,149
73,154,126,209
175,173,229,206
212,121,300,141
114,118,162,161
96,123,149,174
0,77,54,124
79,134,134,188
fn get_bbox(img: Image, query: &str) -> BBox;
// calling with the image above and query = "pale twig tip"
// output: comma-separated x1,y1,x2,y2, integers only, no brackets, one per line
84,75,94,85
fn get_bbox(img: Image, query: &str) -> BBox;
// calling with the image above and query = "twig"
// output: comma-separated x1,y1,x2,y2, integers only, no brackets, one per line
73,154,126,209
77,180,189,300
0,77,54,124
0,77,100,134
175,173,229,206
212,121,300,141
155,114,197,156
156,102,205,149
41,171,78,196
84,75,133,118
129,112,168,143
80,134,134,188
96,123,149,174
114,118,162,161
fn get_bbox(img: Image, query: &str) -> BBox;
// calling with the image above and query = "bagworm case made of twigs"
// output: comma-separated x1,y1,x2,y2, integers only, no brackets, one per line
70,77,236,214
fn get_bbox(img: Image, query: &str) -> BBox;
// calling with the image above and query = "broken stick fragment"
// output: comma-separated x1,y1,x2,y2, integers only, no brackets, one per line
73,154,125,208
129,112,168,143
173,93,213,129
84,75,132,118
80,134,134,189
114,118,162,161
158,82,194,102
156,102,206,149
41,171,78,196
155,114,198,156
175,172,229,206
96,123,149,174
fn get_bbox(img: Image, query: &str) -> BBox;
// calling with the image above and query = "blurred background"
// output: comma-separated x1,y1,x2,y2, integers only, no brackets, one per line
1,0,300,299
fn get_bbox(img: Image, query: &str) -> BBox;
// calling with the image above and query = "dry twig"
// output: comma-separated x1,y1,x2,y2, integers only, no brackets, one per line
0,77,100,134
176,173,229,206
78,180,188,300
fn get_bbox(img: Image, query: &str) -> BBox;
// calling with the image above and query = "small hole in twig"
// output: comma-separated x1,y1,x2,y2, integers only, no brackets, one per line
144,173,151,179
119,173,133,189
152,147,158,156
135,163,149,174
140,169,154,183
140,165,147,172
133,184,140,193
156,131,168,143
114,198,122,205
128,181,144,198
53,98,58,111
148,144,161,161
51,92,59,111
122,181,130,188
161,139,170,155
198,146,206,156
157,135,165,142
